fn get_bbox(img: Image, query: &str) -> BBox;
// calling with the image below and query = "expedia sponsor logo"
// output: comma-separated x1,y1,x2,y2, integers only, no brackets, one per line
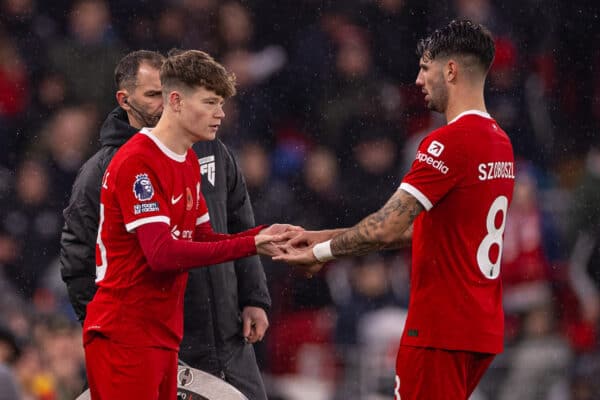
415,150,449,174
478,161,515,181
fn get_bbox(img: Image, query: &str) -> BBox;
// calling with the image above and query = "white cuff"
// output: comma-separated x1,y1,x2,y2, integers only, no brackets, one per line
313,240,335,262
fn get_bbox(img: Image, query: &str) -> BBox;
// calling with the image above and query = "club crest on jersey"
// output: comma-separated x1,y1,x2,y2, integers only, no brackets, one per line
427,140,445,157
133,173,154,201
199,155,215,186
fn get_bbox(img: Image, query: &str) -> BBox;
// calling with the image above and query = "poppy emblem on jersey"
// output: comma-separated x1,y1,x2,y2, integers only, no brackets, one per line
133,173,154,201
186,187,193,210
427,140,445,157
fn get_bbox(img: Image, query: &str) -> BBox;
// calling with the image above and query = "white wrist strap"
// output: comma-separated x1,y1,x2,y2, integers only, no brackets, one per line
313,240,335,262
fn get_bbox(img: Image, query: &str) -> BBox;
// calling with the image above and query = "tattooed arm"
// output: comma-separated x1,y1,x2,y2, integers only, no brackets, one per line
330,189,422,257
274,189,423,266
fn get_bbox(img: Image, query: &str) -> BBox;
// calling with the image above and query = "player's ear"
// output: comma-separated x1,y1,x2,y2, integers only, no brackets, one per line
446,59,458,82
168,91,183,112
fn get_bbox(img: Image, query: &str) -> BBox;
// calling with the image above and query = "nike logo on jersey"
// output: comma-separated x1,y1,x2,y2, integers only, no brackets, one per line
171,194,183,204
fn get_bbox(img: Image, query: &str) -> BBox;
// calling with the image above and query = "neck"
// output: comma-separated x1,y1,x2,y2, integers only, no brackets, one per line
150,117,192,155
127,113,143,130
444,83,487,124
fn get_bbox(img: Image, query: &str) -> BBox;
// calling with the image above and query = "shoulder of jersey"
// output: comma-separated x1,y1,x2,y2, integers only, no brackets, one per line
111,134,154,167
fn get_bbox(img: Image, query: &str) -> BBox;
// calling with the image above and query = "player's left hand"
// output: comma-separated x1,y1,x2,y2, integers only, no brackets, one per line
241,306,269,344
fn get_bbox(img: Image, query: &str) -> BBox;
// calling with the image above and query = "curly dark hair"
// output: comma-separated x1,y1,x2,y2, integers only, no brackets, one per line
160,49,236,99
416,19,495,72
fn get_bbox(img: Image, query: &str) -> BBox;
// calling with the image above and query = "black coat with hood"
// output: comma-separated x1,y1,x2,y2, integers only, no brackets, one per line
59,106,271,373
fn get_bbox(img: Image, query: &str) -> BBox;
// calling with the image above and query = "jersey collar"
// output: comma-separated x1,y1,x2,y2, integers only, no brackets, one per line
448,110,492,125
140,128,187,163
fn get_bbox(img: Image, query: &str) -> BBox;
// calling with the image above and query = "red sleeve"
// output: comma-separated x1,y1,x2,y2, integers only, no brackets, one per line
193,222,268,242
136,222,257,272
400,128,466,211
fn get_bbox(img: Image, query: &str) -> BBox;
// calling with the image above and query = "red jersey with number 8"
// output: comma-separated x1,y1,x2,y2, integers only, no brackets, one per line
399,111,514,354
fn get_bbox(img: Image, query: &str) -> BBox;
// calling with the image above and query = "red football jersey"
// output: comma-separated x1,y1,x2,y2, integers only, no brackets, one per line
84,129,209,350
399,111,515,354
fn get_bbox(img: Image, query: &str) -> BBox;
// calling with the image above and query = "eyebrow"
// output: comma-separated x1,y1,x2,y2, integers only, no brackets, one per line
203,96,224,103
144,90,162,95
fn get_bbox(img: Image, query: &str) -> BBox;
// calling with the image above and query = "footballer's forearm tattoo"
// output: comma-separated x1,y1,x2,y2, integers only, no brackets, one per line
331,190,423,257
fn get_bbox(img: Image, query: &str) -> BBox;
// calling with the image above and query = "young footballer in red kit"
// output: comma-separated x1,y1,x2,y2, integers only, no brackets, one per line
83,50,292,400
276,20,515,399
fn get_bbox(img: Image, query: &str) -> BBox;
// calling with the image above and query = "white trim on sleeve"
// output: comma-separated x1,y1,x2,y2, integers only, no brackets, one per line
196,212,210,226
399,183,433,211
125,216,170,232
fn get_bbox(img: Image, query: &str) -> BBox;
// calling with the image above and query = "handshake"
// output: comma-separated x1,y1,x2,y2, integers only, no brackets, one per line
253,224,332,276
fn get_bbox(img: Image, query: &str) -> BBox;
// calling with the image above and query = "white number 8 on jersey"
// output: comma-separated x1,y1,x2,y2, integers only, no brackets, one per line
476,195,508,279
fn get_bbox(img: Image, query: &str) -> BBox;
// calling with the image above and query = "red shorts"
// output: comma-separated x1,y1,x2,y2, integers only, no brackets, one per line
395,345,494,400
84,333,178,400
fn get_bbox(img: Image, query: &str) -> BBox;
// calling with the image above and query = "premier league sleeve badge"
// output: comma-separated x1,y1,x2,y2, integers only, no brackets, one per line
133,173,155,201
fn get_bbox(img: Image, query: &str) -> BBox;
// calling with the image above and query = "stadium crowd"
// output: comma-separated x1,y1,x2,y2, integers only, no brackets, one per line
0,0,599,398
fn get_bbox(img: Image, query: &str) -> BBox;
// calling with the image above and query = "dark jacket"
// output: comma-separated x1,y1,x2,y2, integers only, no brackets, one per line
60,106,270,371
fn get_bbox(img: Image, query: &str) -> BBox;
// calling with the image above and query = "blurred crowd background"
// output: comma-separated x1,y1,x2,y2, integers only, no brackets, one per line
0,0,599,399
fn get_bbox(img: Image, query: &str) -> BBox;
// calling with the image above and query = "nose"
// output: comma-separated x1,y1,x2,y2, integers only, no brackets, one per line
415,70,424,86
215,105,225,118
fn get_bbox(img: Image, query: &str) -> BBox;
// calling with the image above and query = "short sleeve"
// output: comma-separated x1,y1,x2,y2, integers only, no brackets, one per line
113,157,170,232
400,132,466,211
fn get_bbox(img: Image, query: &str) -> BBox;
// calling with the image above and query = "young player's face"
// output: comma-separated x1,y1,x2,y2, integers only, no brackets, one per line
126,63,163,127
415,56,448,114
180,87,225,142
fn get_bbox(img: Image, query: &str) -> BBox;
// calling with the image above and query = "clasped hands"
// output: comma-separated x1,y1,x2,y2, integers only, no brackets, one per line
255,224,330,275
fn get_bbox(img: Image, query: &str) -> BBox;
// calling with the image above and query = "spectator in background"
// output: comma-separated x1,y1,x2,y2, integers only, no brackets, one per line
568,145,600,330
340,122,401,226
486,37,542,164
356,0,427,84
293,146,344,229
47,0,123,116
36,316,85,399
318,27,400,151
0,320,22,400
329,253,407,399
1,159,62,299
284,2,354,134
36,106,97,208
0,29,29,169
217,1,288,146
